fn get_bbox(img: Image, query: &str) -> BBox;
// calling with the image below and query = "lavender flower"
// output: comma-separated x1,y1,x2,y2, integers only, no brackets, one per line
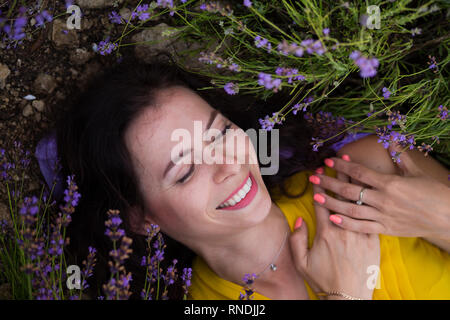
428,56,438,72
35,10,53,28
349,51,379,78
96,37,118,56
239,273,258,300
244,0,252,7
275,67,305,84
108,11,123,24
224,82,239,95
81,246,97,290
417,142,433,156
257,73,282,92
131,4,151,21
322,28,330,36
181,267,192,299
437,105,448,121
382,87,391,99
254,35,272,53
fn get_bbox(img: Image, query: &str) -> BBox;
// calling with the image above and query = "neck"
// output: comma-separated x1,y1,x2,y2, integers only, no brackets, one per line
196,201,293,288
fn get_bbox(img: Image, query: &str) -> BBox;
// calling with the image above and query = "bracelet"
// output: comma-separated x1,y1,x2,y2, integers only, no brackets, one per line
317,291,363,300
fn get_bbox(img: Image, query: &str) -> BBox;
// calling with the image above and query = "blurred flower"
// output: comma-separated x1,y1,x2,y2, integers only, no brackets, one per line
417,142,433,156
35,10,53,28
382,87,391,99
244,0,252,7
349,50,379,78
428,55,438,72
258,73,282,92
323,28,330,36
410,27,422,36
275,67,305,84
239,273,258,300
254,35,272,53
224,82,239,95
108,11,123,24
437,105,448,121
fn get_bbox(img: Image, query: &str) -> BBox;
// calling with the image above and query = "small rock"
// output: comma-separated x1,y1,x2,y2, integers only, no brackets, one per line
69,48,94,65
50,19,79,48
0,63,11,89
34,73,57,94
119,8,131,21
32,100,45,112
132,23,183,63
22,104,33,117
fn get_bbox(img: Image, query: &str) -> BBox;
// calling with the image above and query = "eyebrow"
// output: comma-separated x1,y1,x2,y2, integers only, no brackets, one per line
163,109,220,180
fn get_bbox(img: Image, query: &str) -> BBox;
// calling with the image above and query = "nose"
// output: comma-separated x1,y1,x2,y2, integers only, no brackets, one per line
211,129,250,183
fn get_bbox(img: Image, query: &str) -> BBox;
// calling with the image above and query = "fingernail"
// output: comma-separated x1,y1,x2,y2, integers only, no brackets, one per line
342,154,351,162
315,167,324,174
294,217,303,230
313,193,325,204
324,158,334,167
329,215,342,224
309,175,320,185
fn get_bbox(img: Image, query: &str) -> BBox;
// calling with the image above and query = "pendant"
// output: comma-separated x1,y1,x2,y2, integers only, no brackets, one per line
270,264,277,271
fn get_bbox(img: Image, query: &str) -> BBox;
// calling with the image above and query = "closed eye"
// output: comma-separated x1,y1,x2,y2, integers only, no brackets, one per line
176,122,232,185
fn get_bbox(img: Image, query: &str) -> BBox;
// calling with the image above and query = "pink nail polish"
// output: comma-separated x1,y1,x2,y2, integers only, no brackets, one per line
324,158,334,167
294,217,303,230
313,193,325,204
315,167,324,174
329,215,342,224
342,154,351,162
309,175,320,185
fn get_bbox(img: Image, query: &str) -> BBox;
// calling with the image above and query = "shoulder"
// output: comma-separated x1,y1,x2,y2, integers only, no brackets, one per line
336,134,400,175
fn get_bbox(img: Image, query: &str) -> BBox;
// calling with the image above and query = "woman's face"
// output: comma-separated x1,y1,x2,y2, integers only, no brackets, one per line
124,86,273,248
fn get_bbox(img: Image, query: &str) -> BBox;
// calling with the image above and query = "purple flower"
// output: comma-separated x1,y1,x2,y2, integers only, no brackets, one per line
224,82,238,95
257,73,282,91
244,0,252,7
350,51,379,78
428,56,438,72
35,10,53,28
254,35,272,53
96,37,118,55
108,11,123,24
437,105,448,120
382,87,391,99
322,28,330,36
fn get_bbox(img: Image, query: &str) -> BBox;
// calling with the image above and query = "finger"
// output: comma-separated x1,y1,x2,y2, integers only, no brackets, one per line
311,173,384,210
328,214,385,234
311,180,332,230
324,157,389,190
289,217,309,273
313,192,381,221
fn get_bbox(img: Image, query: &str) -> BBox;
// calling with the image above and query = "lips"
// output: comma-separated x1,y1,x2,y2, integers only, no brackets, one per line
217,173,250,209
216,172,258,210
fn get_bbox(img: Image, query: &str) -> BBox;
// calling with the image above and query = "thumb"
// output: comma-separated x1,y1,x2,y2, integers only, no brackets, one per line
289,217,309,274
388,142,422,177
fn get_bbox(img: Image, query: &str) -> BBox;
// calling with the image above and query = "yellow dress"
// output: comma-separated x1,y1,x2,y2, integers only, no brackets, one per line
188,167,450,300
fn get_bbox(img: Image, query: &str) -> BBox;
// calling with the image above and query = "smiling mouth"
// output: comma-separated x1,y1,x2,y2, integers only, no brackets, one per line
216,172,257,210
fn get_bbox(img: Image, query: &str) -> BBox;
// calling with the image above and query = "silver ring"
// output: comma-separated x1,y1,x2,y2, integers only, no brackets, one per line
356,187,366,205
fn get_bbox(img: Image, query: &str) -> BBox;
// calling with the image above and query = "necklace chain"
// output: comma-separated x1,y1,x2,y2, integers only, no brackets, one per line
254,230,289,279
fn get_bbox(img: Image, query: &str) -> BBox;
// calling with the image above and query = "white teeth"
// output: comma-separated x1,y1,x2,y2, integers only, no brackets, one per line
218,176,254,209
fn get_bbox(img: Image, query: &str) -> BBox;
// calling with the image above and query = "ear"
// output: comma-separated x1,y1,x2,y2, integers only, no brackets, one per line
127,204,158,236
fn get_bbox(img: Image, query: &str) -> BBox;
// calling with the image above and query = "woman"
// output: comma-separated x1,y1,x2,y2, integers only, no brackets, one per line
47,58,449,300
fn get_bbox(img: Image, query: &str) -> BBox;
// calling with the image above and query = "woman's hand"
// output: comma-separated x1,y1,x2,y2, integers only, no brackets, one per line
289,183,380,300
310,153,450,245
